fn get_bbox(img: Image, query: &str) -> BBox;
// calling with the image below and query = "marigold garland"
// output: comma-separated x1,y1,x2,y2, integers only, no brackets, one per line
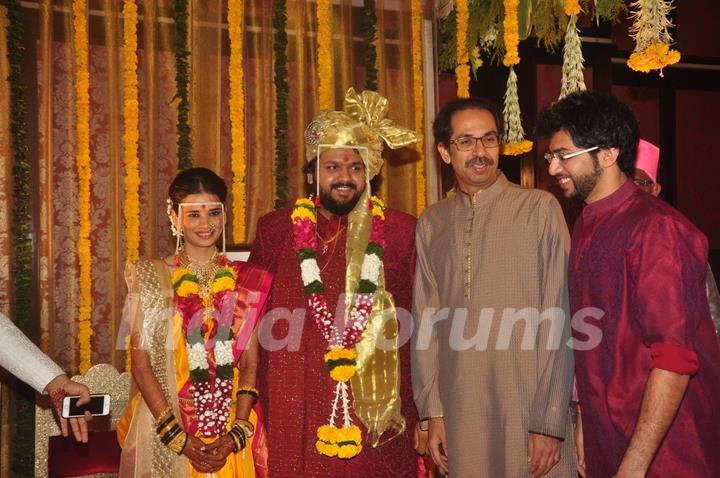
317,0,333,109
455,0,470,98
411,0,425,214
122,0,140,264
627,0,681,76
564,0,581,16
172,255,239,437
228,0,246,243
121,0,140,373
502,66,533,156
73,0,92,374
502,0,520,67
292,196,386,459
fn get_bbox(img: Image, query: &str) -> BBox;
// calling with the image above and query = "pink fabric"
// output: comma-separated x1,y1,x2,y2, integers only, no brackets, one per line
49,430,121,477
650,342,699,374
636,139,660,182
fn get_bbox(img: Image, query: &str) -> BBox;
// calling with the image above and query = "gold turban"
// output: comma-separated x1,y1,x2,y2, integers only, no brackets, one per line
304,87,420,179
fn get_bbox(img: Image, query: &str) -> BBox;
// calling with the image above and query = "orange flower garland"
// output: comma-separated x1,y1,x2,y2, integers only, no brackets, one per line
501,0,532,156
455,0,470,98
627,0,681,76
122,0,140,264
317,0,333,109
122,0,140,373
564,0,581,15
73,0,92,373
228,0,247,243
502,0,520,67
411,0,425,213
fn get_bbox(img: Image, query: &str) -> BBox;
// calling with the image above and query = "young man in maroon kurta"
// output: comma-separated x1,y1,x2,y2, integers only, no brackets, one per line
248,89,421,477
536,91,720,477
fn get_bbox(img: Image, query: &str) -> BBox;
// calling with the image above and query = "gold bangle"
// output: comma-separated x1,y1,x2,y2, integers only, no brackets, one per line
156,416,178,436
166,430,188,455
233,418,255,438
154,405,173,427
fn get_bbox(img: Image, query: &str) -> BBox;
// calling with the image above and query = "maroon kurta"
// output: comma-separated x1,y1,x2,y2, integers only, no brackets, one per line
249,205,419,478
569,180,720,477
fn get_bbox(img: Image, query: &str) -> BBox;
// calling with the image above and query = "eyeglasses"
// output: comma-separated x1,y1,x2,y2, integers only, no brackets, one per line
544,146,599,164
633,178,654,187
449,133,501,151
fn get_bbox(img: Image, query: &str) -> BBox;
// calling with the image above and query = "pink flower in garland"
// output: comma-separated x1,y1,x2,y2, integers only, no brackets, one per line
293,218,317,251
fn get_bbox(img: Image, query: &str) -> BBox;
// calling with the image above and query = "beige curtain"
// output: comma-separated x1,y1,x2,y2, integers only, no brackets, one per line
4,0,424,374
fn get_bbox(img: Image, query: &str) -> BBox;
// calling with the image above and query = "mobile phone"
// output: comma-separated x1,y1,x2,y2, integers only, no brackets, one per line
61,394,111,418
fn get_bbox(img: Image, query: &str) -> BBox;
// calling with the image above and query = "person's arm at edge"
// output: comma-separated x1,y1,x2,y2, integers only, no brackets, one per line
614,369,689,477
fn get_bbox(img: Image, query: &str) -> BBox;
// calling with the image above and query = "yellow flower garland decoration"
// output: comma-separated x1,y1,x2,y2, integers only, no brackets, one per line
228,0,246,243
564,0,581,15
455,0,470,98
501,0,532,156
73,0,92,373
122,0,140,372
122,0,140,263
627,0,681,76
317,0,333,109
411,0,425,214
502,0,520,67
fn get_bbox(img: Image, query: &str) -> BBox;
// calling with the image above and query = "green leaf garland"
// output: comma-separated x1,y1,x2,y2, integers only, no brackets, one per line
362,0,378,91
174,0,192,170
1,1,35,474
273,0,289,209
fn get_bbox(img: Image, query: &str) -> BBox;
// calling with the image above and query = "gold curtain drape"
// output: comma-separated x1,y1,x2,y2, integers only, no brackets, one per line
7,0,423,373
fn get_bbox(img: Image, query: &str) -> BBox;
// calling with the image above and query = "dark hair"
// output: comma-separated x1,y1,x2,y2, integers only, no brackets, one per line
168,167,227,211
432,97,503,147
303,157,381,193
534,91,640,177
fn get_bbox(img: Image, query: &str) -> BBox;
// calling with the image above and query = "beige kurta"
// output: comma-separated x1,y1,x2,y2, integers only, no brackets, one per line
412,173,576,477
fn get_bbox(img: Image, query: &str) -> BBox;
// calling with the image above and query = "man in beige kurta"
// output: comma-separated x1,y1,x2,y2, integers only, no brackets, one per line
412,97,575,477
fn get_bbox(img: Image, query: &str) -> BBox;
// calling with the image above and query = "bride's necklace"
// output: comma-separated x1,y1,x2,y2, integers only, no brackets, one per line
179,248,220,298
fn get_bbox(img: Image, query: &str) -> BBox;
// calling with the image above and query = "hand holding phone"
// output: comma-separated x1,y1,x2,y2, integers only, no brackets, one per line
62,393,111,418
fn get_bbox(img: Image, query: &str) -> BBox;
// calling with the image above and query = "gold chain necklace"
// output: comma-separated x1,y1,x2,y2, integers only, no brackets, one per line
315,217,345,255
179,248,220,299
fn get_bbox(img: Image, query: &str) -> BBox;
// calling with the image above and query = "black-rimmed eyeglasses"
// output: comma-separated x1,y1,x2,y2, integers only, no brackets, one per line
449,133,502,151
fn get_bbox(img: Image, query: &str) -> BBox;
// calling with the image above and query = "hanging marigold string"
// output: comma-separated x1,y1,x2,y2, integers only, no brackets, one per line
502,0,520,67
122,0,140,373
455,0,469,98
73,0,92,374
564,0,581,15
411,0,425,213
317,0,333,109
627,0,680,76
122,0,140,263
501,0,532,156
228,0,246,242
